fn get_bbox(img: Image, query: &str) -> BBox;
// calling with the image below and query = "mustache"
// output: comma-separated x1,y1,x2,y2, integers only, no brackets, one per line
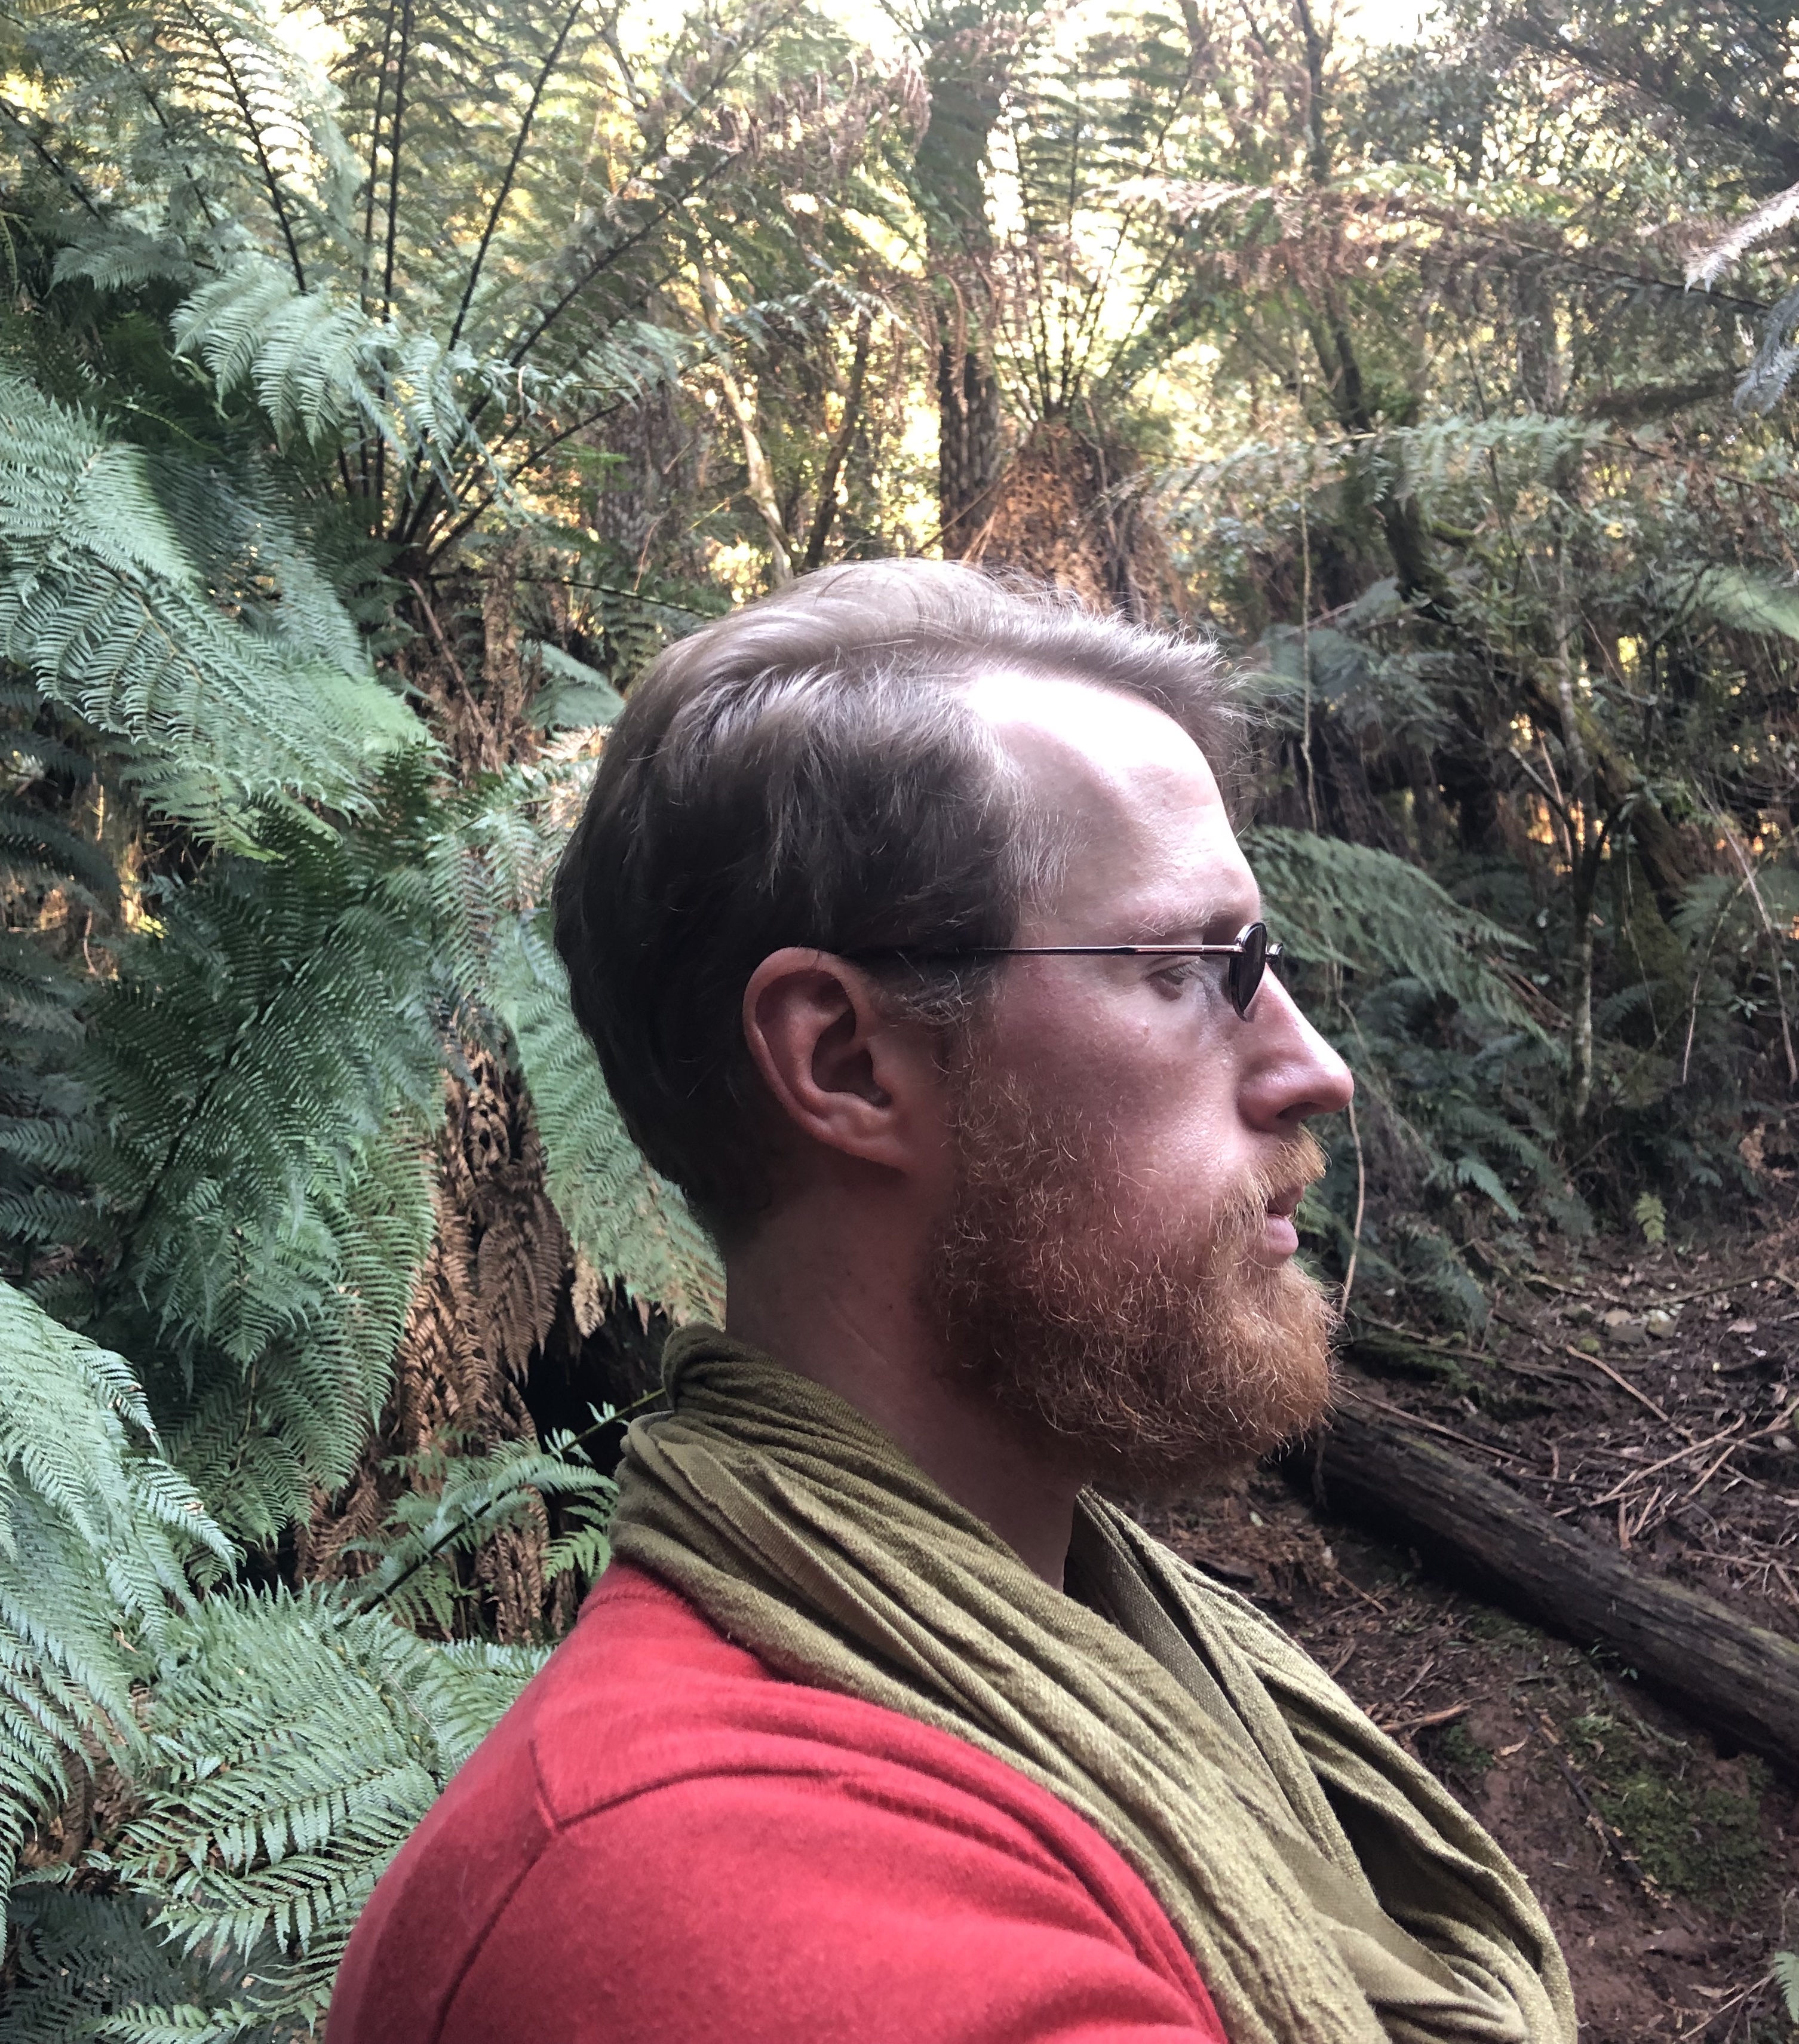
1208,1127,1330,1240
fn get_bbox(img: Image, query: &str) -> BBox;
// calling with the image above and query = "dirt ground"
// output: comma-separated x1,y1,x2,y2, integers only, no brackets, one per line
1140,1179,1799,2043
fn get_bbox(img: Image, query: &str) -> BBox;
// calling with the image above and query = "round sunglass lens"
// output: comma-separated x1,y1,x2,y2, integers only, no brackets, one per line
1232,922,1267,1017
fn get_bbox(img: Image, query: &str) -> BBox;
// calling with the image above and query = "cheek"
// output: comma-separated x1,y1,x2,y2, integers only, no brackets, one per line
1115,1079,1242,1205
1006,993,1244,1193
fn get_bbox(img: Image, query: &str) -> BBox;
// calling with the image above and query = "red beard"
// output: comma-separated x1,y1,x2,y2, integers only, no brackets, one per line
922,1060,1337,1497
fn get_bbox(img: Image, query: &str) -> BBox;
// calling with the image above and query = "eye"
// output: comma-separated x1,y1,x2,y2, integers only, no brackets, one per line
1150,956,1214,998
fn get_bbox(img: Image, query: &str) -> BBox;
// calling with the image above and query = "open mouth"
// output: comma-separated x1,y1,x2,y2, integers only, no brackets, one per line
1265,1186,1303,1222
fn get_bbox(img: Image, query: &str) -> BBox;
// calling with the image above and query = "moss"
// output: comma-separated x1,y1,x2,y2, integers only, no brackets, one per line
1564,1714,1769,1908
1343,1328,1470,1394
1596,1767,1768,1908
1469,1385,1551,1422
1465,1605,1531,1645
1430,1720,1495,1778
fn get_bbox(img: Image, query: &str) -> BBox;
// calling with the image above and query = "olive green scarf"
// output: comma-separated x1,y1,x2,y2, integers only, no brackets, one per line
609,1328,1574,2044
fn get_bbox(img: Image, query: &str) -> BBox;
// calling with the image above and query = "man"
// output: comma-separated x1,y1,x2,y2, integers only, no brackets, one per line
331,562,1573,2044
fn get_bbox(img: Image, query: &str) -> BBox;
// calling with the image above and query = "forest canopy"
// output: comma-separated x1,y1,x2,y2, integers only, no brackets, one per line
0,0,1795,2030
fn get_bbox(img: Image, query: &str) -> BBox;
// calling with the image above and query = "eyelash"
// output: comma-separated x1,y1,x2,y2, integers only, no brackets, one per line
1152,958,1215,995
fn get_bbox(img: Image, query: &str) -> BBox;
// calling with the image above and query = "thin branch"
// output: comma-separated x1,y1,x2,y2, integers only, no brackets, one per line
360,0,402,314
1680,876,1751,1087
1339,1091,1367,1315
420,392,640,562
445,0,587,356
1715,818,1798,1088
802,310,873,571
484,2,806,389
396,242,692,553
179,0,308,290
501,152,732,375
380,0,416,324
0,97,103,219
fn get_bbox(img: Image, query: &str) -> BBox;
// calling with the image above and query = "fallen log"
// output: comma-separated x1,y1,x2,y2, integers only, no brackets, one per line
1291,1403,1799,1774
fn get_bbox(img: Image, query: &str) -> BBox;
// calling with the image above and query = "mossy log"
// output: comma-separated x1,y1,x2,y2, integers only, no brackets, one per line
1294,1404,1799,1774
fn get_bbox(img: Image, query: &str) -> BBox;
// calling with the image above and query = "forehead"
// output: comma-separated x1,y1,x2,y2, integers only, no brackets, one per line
961,670,1256,932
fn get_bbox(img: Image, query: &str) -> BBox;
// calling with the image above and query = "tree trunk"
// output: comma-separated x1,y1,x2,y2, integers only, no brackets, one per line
301,573,580,1640
937,336,1004,555
1549,538,1598,1131
913,6,1018,551
1293,1404,1799,1774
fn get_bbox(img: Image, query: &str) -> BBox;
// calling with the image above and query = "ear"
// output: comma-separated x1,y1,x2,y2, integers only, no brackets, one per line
742,948,947,1177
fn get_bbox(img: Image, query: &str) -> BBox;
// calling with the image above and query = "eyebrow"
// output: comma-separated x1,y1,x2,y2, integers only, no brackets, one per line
1115,906,1259,947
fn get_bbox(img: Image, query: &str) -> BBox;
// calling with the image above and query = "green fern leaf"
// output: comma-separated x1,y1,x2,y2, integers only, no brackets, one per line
1773,1948,1799,2024
431,768,724,1322
0,376,428,848
0,1282,229,1937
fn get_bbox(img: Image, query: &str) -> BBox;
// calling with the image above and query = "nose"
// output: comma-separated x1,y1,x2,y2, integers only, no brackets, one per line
1239,972,1354,1130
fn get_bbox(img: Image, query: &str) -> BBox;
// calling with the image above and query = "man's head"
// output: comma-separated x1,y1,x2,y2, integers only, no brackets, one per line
554,560,1353,1488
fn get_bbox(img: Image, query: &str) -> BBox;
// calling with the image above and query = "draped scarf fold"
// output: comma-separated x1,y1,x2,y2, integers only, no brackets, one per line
609,1327,1575,2044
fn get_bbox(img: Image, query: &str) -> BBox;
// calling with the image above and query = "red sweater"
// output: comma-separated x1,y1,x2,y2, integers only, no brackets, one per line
330,1562,1228,2043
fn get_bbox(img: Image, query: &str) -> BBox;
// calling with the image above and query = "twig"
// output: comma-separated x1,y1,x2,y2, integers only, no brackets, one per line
1339,1386,1525,1463
1583,1418,1746,1509
1352,1314,1491,1365
1389,1653,1438,1709
1491,1351,1598,1390
1629,1484,1663,1544
1547,1750,1650,1893
1652,1273,1785,1308
1560,1343,1675,1425
1675,1438,1755,1509
1339,1091,1367,1314
1377,1700,1470,1735
1337,1575,1390,1615
1674,1972,1774,2040
1716,818,1798,1088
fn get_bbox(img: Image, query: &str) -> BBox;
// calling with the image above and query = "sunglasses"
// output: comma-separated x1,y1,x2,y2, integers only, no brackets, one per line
853,920,1284,1021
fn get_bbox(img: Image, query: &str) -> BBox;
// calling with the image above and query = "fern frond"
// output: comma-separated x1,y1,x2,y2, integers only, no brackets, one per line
430,768,724,1322
0,806,443,1541
96,1588,538,2036
0,375,427,846
51,221,199,294
6,1886,220,2044
346,1436,615,1631
0,1282,229,1936
1244,827,1536,1031
1772,1947,1799,2024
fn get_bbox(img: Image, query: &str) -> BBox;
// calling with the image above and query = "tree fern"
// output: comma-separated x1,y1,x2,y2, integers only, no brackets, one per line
0,1283,557,2037
6,1591,545,2041
432,768,724,1323
1,794,444,1540
5,1888,221,2044
0,1281,229,1933
343,1434,616,1634
0,376,427,846
1244,826,1536,1031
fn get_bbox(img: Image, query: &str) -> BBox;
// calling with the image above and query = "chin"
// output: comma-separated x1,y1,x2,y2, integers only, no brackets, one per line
1095,1374,1337,1505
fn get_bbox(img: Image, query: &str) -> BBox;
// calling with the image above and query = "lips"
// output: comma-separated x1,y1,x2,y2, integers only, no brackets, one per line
1257,1186,1304,1262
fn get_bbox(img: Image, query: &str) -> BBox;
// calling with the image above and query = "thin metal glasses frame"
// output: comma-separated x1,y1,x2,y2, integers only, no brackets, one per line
854,920,1284,1020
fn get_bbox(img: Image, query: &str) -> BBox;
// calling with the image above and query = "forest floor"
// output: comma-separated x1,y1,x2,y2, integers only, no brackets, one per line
1142,1179,1799,2044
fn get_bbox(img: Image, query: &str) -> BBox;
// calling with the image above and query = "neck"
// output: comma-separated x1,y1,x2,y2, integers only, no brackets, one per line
723,1186,1086,1588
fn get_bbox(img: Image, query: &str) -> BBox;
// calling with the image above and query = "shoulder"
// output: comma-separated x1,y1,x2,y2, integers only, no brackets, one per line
329,1563,1223,2044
